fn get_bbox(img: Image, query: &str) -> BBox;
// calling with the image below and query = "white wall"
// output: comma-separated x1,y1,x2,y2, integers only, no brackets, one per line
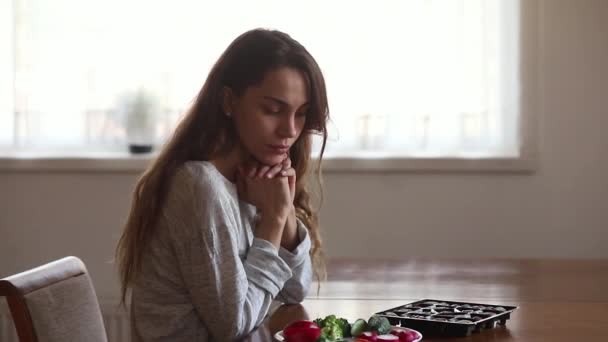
1,0,607,302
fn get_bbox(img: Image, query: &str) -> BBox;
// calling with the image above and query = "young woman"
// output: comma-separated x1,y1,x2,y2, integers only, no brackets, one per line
115,28,329,341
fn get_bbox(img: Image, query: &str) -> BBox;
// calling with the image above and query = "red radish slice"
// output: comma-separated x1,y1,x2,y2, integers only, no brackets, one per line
359,331,378,341
396,330,420,342
377,334,400,341
390,329,401,335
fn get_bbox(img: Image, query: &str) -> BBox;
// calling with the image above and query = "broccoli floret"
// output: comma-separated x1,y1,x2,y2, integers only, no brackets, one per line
368,315,392,335
338,318,351,337
321,323,343,340
313,318,324,327
314,315,353,340
322,315,337,327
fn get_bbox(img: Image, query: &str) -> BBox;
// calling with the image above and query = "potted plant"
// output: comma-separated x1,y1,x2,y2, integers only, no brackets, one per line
117,88,160,154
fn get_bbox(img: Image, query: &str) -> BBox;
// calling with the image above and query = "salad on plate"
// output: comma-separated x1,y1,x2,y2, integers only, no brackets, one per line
274,314,422,342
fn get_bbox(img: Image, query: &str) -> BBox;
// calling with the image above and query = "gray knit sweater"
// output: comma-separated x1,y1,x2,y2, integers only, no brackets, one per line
130,161,313,342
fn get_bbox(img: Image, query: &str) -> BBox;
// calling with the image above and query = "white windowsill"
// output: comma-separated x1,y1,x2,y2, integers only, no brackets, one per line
0,152,537,174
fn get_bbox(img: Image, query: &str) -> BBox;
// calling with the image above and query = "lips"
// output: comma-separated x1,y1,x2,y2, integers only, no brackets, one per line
268,144,289,153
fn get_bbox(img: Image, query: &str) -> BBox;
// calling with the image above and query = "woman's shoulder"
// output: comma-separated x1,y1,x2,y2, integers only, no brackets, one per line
172,160,232,199
178,160,215,181
161,161,236,243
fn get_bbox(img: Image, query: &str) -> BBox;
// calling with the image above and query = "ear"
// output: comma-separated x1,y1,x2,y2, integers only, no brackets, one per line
222,86,236,115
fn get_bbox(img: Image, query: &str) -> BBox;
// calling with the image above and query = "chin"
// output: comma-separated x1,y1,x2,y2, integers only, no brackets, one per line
256,153,284,166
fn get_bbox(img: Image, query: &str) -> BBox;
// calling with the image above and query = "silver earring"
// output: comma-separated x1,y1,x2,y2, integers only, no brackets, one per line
226,111,232,117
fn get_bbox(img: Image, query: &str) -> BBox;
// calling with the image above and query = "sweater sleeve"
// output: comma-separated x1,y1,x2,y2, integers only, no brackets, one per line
275,219,313,304
165,166,293,341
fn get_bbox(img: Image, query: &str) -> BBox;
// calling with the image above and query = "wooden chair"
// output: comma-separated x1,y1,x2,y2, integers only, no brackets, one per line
0,256,108,342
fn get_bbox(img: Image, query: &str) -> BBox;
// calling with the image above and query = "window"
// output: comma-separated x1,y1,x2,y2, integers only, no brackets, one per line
0,0,535,171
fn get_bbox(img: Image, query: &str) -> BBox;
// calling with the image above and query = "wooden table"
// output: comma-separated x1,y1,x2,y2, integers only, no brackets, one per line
244,258,608,342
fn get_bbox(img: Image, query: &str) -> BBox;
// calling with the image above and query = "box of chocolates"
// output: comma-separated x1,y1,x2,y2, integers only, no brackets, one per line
376,299,517,337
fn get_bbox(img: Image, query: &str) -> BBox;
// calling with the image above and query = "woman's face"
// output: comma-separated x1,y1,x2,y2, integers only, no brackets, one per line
230,67,309,166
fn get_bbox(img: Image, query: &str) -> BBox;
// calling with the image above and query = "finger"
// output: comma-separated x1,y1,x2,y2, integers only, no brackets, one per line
284,168,296,202
256,165,270,178
286,169,296,189
288,171,296,186
265,163,285,179
282,155,291,169
247,164,257,178
279,167,296,178
289,175,296,201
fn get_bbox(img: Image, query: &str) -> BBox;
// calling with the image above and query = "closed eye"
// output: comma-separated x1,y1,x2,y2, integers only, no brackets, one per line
262,105,281,114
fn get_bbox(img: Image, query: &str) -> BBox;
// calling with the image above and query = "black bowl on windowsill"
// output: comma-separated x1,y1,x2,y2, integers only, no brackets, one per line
128,144,153,154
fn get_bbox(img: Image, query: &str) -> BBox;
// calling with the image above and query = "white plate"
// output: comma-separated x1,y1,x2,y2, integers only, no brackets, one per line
274,326,423,341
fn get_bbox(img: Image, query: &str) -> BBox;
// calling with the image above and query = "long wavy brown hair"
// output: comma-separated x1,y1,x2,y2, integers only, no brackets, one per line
115,28,329,305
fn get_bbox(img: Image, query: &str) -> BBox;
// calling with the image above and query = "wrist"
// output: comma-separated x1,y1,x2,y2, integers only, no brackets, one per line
259,209,289,227
280,207,299,251
285,206,296,228
262,206,291,223
255,214,287,249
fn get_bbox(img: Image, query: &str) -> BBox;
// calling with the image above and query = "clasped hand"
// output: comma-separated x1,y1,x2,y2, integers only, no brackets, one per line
235,154,296,220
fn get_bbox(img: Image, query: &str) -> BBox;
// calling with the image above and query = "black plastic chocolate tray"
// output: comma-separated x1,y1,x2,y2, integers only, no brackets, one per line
376,299,517,337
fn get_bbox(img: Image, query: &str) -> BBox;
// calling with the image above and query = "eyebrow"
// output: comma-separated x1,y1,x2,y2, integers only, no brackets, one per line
263,96,309,108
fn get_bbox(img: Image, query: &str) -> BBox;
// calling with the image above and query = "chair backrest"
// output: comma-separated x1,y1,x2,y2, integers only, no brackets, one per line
0,256,108,342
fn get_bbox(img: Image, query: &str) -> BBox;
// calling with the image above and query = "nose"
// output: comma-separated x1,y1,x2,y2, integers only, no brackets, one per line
279,114,298,138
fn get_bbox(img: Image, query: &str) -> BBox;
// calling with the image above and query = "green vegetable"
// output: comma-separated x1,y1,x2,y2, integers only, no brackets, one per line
350,318,369,337
368,315,392,335
321,324,343,340
313,318,324,327
324,315,339,327
338,318,351,337
313,315,351,341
